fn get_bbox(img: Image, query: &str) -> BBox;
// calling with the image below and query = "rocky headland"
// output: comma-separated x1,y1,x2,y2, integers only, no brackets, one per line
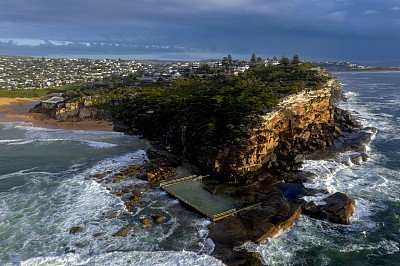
30,66,376,265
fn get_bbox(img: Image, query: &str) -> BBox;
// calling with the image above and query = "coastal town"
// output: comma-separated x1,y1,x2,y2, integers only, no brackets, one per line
1,55,398,91
0,55,255,90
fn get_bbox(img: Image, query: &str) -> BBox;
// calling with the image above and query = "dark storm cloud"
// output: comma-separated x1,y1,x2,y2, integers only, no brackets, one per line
1,0,400,61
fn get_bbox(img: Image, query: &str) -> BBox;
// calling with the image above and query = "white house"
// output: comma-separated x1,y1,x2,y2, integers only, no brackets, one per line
41,97,64,109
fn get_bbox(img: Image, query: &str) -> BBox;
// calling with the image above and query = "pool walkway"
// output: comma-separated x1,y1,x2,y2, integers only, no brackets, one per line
160,175,261,221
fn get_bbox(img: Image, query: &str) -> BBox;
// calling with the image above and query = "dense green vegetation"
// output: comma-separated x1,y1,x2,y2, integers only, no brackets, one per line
0,84,80,98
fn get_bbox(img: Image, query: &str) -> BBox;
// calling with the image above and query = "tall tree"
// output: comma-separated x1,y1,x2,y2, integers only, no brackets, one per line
250,53,257,65
292,54,300,65
227,54,233,64
280,55,290,66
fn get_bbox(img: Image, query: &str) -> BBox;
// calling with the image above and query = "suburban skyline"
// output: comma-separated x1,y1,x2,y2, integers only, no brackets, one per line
1,0,400,63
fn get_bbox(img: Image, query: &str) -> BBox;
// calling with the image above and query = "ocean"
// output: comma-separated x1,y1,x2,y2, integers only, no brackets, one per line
1,72,399,265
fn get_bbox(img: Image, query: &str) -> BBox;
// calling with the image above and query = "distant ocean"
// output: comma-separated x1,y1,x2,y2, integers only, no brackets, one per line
1,72,399,265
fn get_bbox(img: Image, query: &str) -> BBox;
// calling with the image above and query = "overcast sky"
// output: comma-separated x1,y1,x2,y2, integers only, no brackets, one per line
1,0,400,62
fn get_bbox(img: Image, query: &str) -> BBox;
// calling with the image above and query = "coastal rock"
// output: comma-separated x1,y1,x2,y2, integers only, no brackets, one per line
350,155,363,165
151,215,164,224
303,192,356,225
208,182,310,265
94,232,104,237
69,226,83,234
209,201,302,265
122,188,131,193
64,247,75,254
130,194,141,201
140,218,152,226
106,212,119,219
112,226,131,237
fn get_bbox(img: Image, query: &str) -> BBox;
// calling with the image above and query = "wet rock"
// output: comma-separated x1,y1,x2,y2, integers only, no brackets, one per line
64,247,75,254
76,243,85,248
283,171,316,183
293,154,304,164
303,192,356,225
69,226,83,234
140,218,152,226
106,212,118,219
350,155,363,165
361,153,369,162
94,232,104,237
122,188,131,193
146,173,155,182
113,226,132,237
130,194,141,201
334,126,343,136
209,200,302,265
151,215,164,224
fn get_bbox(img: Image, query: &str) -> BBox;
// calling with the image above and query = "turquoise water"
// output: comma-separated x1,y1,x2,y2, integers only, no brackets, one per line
0,123,222,265
1,72,400,265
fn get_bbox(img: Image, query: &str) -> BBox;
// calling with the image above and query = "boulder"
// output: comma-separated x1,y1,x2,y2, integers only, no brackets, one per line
151,215,164,224
94,232,104,237
106,212,119,219
303,192,355,225
112,226,132,237
130,194,141,201
69,226,83,234
141,218,153,226
350,155,362,165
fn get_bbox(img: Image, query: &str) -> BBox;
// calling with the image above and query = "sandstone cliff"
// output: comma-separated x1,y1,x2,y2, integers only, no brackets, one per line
195,77,346,183
31,97,110,121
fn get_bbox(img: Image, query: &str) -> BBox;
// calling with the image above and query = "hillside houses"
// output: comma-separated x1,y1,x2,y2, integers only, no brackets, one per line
0,56,286,90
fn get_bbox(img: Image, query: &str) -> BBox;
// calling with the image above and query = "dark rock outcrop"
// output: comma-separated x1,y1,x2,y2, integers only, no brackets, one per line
208,182,330,265
303,192,356,225
69,226,83,234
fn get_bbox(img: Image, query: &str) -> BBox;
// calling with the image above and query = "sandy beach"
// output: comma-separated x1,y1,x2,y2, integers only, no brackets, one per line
0,97,114,131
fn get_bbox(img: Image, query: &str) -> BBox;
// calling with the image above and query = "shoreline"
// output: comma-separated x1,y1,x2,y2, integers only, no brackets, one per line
0,97,114,131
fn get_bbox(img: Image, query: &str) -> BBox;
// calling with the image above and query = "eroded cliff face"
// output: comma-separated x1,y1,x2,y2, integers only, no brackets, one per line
196,78,344,183
31,98,110,121
54,101,109,120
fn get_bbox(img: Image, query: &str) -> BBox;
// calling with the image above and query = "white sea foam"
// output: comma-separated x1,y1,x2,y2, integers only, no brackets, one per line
338,240,400,254
80,140,118,148
1,122,130,149
18,250,224,266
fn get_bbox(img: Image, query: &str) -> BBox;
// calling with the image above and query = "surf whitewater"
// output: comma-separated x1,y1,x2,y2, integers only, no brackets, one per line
1,72,399,265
